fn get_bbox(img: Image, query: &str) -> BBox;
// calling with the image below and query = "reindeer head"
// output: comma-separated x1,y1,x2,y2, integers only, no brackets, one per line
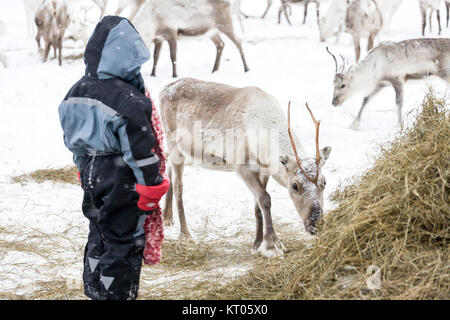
327,47,350,107
281,102,332,234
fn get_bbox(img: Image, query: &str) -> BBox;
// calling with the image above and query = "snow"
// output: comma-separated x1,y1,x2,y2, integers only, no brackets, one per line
0,0,449,298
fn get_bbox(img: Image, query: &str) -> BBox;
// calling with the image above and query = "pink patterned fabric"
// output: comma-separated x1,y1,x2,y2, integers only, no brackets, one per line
143,88,167,265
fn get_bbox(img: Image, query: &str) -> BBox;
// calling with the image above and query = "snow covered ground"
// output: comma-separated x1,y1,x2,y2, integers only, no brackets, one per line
0,0,449,299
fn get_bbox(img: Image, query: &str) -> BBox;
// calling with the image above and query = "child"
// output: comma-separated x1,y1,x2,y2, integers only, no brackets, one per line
58,16,169,300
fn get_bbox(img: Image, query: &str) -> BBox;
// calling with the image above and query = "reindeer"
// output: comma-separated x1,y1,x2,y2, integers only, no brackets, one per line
160,78,332,258
319,0,350,42
278,0,321,25
327,39,450,130
35,0,71,66
419,0,442,36
376,0,402,31
345,0,383,62
133,0,249,78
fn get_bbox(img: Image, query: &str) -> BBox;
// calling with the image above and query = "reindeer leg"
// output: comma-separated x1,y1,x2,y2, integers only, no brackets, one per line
151,38,162,77
446,2,449,28
315,1,320,26
217,22,249,72
283,4,292,25
252,175,269,253
210,32,224,73
303,1,309,24
388,78,404,127
437,10,442,35
163,165,174,226
172,163,192,240
421,7,426,36
350,83,386,130
261,0,272,19
367,32,375,51
237,166,284,258
58,42,62,66
353,36,361,62
0,52,8,68
43,41,51,63
166,32,178,78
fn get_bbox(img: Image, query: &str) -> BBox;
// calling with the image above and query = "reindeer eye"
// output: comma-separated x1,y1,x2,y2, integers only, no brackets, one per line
292,183,299,192
340,84,346,89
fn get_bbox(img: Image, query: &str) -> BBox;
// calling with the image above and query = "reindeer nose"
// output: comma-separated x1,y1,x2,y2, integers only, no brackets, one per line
332,97,339,106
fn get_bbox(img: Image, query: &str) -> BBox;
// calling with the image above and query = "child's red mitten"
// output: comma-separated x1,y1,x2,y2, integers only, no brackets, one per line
136,178,170,211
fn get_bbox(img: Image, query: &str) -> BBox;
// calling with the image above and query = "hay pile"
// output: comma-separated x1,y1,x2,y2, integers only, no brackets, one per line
12,166,78,185
211,91,449,299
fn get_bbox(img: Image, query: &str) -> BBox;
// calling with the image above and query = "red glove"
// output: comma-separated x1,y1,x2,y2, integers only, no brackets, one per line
136,178,170,211
77,171,82,187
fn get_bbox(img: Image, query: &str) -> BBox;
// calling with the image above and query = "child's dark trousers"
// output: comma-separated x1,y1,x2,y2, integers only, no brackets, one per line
79,151,147,300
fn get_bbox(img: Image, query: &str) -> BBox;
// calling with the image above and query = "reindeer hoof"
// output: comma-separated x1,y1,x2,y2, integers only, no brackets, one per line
164,218,174,227
349,119,360,131
178,232,193,242
256,238,285,258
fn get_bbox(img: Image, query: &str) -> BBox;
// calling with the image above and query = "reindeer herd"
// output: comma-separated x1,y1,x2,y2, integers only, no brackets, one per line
1,0,449,257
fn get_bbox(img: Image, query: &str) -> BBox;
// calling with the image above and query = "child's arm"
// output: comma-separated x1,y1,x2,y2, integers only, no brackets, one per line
117,96,163,187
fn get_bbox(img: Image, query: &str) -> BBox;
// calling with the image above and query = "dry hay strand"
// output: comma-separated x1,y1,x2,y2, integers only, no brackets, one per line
12,166,78,185
212,90,450,300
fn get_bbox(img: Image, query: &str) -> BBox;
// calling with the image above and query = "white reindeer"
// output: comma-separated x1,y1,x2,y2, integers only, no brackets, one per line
319,0,350,42
160,78,332,258
327,38,450,129
133,0,249,78
419,0,442,36
345,0,383,62
376,0,402,31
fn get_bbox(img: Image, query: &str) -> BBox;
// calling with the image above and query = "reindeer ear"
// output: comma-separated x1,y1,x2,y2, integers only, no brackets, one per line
280,155,290,168
320,146,332,166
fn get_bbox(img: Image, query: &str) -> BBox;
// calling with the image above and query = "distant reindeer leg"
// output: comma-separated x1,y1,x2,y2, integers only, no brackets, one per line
367,31,376,51
163,165,174,226
172,162,192,240
429,10,433,33
350,82,386,130
283,3,292,25
261,0,273,19
421,6,426,36
303,1,309,24
252,175,269,252
217,22,249,72
151,38,162,77
315,1,320,25
0,52,8,68
210,32,225,73
437,10,442,35
446,2,450,28
353,36,361,62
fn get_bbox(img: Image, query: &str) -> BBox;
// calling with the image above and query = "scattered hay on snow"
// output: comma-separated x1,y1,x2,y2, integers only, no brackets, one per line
210,90,449,300
12,166,78,185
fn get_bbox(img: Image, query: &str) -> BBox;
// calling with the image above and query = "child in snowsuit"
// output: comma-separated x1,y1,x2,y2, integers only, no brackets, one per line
58,16,169,300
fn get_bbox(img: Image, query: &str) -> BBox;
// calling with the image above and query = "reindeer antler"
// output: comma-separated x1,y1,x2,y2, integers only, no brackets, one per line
326,46,338,73
287,101,321,187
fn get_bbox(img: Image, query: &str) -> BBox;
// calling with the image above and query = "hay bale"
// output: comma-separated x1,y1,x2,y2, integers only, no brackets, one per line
213,90,449,299
12,166,78,185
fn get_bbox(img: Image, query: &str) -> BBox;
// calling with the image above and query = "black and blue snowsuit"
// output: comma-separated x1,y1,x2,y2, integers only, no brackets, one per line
58,16,162,300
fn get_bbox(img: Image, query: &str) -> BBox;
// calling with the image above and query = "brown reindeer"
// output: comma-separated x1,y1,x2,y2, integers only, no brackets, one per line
133,0,249,78
160,78,332,257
